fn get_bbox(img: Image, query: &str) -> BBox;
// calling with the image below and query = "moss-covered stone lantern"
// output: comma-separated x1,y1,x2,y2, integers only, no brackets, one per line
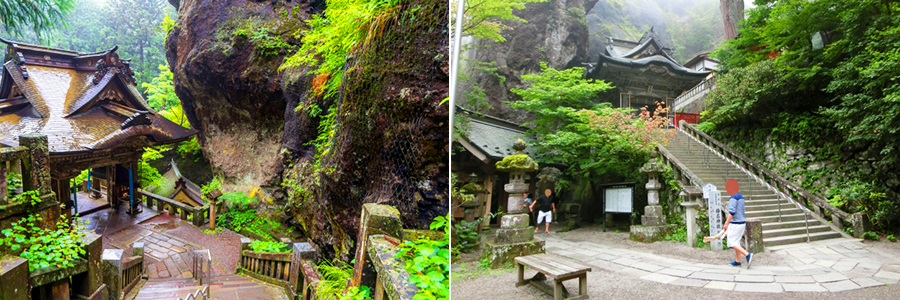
480,139,545,268
459,173,487,222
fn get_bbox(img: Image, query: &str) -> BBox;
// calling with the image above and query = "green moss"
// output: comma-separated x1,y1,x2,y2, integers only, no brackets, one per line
495,154,539,171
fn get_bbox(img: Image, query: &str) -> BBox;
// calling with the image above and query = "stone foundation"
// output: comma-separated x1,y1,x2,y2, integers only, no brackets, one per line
480,238,545,269
493,227,534,244
629,224,676,243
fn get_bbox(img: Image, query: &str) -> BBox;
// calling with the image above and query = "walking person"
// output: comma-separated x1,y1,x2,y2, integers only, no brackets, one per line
522,192,535,227
529,189,556,234
723,179,752,267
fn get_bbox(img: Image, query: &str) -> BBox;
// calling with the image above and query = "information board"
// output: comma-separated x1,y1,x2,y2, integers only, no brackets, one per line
604,187,633,214
704,184,723,251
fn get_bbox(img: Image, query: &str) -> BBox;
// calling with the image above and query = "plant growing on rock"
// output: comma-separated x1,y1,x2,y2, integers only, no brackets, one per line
249,240,290,253
397,214,450,300
1,214,86,272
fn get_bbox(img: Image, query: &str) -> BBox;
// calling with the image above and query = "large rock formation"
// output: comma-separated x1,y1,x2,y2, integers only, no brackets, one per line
460,0,599,124
166,0,448,261
166,0,313,190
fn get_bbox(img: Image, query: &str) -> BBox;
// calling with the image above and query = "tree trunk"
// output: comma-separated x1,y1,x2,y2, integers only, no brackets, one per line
719,0,744,40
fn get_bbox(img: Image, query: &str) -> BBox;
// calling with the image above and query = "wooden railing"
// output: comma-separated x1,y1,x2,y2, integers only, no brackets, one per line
138,189,211,227
121,255,144,296
678,121,864,238
241,250,292,283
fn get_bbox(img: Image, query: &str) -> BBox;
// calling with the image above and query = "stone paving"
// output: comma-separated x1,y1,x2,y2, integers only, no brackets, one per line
544,235,900,293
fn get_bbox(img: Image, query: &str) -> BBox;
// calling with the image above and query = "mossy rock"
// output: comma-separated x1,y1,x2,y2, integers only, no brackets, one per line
495,154,539,172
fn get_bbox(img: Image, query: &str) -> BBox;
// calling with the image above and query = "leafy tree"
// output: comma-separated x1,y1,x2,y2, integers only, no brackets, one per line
510,63,674,197
142,64,179,111
0,0,74,40
452,0,547,42
105,0,169,88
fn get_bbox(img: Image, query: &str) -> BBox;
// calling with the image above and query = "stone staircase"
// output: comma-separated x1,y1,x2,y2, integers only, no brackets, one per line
133,274,288,300
663,132,843,247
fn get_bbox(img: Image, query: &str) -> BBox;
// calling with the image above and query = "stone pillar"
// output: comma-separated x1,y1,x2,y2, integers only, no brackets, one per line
101,249,124,300
206,188,222,230
0,161,7,205
19,134,51,195
290,243,317,297
351,204,402,290
0,257,28,300
850,213,870,239
745,219,764,253
240,238,252,251
680,186,703,248
73,232,103,297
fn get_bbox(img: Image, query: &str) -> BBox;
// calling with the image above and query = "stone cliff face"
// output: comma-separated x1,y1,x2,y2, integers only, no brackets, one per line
166,0,314,190
167,0,448,261
462,0,598,124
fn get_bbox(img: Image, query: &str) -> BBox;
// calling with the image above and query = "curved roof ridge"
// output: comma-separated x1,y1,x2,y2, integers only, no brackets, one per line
596,53,711,76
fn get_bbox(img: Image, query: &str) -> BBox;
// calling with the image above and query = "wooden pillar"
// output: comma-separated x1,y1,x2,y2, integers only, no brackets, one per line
481,173,494,227
106,165,116,209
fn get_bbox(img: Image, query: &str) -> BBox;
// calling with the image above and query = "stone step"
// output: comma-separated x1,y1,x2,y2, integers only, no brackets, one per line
746,208,803,218
761,219,824,230
753,213,810,223
763,231,843,247
745,202,797,211
762,224,832,239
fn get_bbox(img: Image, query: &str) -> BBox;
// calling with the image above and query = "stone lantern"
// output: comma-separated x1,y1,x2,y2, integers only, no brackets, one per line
459,173,487,223
630,150,676,243
480,139,545,268
679,186,703,247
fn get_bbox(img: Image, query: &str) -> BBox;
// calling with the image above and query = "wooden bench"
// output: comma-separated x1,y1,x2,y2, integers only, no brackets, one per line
515,254,592,300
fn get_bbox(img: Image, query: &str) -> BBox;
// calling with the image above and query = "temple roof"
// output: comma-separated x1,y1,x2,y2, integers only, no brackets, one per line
0,38,197,154
151,159,205,206
599,28,707,77
456,106,534,162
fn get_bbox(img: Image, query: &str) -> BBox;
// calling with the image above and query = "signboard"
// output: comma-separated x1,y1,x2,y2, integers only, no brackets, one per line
705,185,723,251
675,113,700,128
604,187,633,214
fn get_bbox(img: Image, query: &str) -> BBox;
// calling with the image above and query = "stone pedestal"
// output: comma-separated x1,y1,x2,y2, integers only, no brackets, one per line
682,201,700,248
641,206,666,226
0,256,28,300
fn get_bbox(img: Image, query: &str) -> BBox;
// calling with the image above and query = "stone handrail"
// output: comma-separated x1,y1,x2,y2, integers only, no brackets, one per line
121,255,144,296
366,234,418,300
671,75,716,113
679,121,864,237
138,189,210,227
240,250,292,283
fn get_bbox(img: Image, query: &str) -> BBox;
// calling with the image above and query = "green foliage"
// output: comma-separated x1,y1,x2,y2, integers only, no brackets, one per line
827,180,897,230
455,0,548,42
282,0,402,98
660,0,722,63
200,176,221,199
862,231,879,241
139,146,166,189
221,191,255,211
307,105,338,175
452,219,480,253
247,26,294,57
249,240,290,253
13,190,43,207
397,214,450,300
478,258,490,269
510,62,673,189
888,234,896,242
216,203,285,241
315,259,372,300
177,137,203,160
663,226,687,242
0,0,74,39
6,172,22,197
142,64,180,111
71,169,90,189
1,214,86,272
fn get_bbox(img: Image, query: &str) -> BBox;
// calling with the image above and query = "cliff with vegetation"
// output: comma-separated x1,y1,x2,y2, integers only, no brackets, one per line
166,0,448,260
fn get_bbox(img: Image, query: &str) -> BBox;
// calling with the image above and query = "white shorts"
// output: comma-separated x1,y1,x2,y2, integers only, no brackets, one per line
726,223,746,248
536,210,552,224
